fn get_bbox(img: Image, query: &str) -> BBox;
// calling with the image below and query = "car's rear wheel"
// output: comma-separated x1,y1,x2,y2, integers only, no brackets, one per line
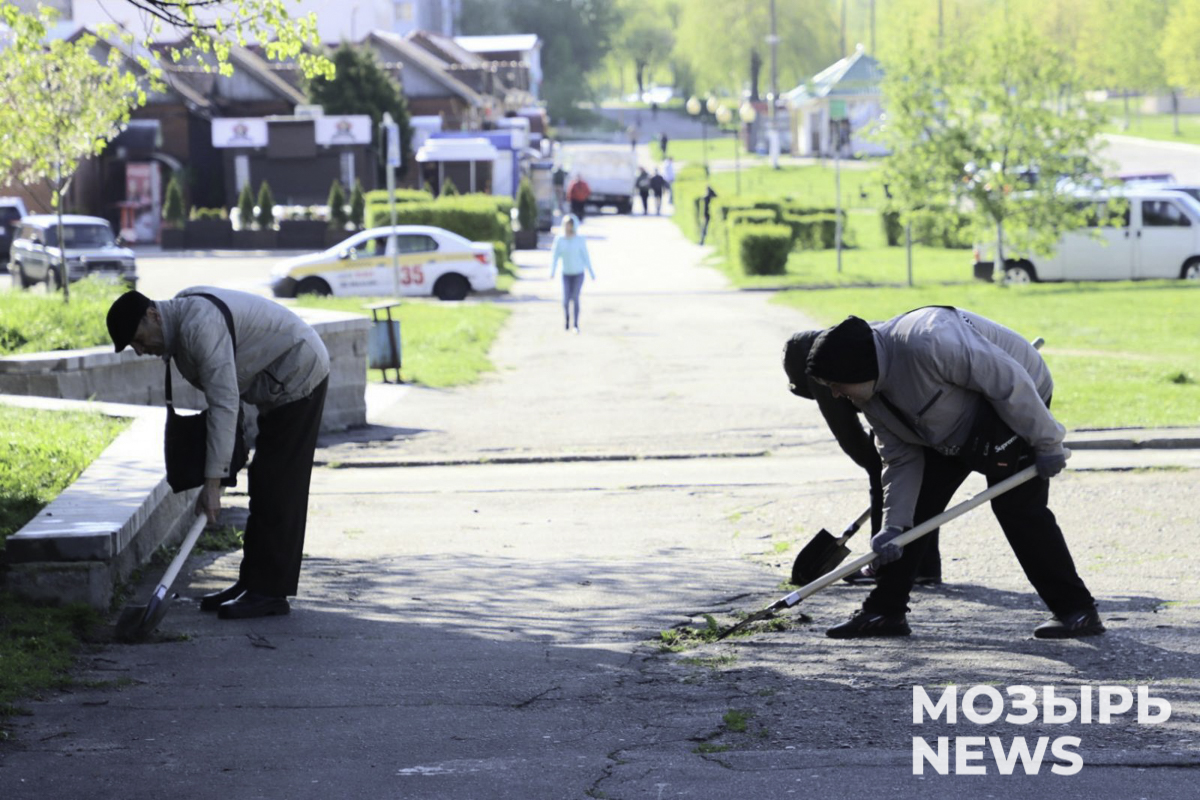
1003,262,1035,284
296,277,332,296
14,262,34,289
1181,258,1200,281
433,273,469,301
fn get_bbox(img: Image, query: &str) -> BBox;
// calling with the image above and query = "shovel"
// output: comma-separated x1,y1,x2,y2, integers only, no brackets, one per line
717,463,1043,640
790,506,871,586
115,513,207,643
785,337,1047,587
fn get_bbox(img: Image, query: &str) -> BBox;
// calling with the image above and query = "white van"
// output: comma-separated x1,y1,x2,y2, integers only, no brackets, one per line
974,189,1200,282
561,144,638,214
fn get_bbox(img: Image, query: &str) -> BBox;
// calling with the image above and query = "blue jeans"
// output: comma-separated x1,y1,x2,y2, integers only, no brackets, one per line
562,273,584,328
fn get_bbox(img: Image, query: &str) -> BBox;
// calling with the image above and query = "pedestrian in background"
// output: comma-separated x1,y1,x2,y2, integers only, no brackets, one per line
650,169,666,215
636,168,652,215
805,309,1102,641
105,287,330,620
698,185,718,244
549,214,595,334
552,164,568,212
662,156,675,202
659,131,669,158
567,175,591,221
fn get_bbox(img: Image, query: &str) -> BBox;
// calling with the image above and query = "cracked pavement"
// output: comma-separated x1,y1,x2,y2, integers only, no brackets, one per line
2,212,1198,799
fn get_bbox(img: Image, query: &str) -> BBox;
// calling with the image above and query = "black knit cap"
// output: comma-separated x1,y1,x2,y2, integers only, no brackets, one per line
805,315,879,384
782,331,820,398
106,290,152,352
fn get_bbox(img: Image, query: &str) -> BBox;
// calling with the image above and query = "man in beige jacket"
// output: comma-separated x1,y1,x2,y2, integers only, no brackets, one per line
107,287,329,620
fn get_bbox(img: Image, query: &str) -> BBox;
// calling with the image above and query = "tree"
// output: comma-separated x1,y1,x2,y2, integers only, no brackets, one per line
875,27,1109,281
162,175,187,227
1161,0,1200,136
349,179,366,229
0,7,149,302
237,183,256,230
458,0,621,122
440,177,459,197
516,179,538,231
1075,0,1167,129
256,182,276,230
327,180,348,230
613,0,675,98
308,46,414,178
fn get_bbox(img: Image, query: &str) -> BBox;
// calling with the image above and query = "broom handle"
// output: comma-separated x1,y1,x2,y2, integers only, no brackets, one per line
771,464,1042,610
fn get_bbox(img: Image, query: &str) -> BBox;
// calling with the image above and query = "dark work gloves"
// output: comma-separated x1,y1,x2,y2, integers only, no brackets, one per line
1035,451,1067,479
871,526,905,565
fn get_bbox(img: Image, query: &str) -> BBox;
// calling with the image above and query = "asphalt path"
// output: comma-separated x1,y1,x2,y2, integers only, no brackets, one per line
2,210,1197,799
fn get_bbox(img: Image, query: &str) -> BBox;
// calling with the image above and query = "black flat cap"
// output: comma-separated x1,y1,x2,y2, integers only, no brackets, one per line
806,315,879,384
106,290,151,352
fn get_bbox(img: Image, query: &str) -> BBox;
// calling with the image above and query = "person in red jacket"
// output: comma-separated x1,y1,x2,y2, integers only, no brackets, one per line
566,175,591,221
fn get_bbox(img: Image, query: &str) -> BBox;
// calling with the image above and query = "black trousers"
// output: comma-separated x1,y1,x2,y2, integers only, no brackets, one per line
863,448,1094,619
240,377,328,597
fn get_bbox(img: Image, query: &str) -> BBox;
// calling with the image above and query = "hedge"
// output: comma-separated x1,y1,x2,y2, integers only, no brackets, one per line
731,223,792,276
365,194,514,250
725,209,778,253
785,213,837,250
364,188,434,205
881,210,903,246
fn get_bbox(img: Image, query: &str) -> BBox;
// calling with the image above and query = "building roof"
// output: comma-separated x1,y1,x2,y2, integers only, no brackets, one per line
367,30,484,107
785,45,883,105
406,30,486,68
454,34,540,55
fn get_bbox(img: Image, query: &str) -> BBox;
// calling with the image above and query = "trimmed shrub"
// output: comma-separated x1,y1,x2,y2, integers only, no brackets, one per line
492,240,510,271
327,180,348,230
349,180,366,228
786,213,839,250
881,210,903,246
910,211,973,249
440,177,459,196
732,223,792,276
516,178,537,231
162,175,186,227
725,209,778,253
363,188,433,205
237,183,255,230
365,195,512,247
256,182,275,230
189,207,228,221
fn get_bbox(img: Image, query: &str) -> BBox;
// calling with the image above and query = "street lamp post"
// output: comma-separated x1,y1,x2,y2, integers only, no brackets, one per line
738,102,756,196
716,105,734,193
687,95,719,175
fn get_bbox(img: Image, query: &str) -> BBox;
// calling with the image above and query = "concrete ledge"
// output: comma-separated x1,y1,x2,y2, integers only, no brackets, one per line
1,395,201,609
0,307,370,435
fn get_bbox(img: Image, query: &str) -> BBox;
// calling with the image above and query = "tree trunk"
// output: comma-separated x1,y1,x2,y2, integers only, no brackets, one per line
1172,90,1180,136
749,49,762,101
55,162,70,304
995,218,1006,283
1122,91,1130,131
634,60,646,99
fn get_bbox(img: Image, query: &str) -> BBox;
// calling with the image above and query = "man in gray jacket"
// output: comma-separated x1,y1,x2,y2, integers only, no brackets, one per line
805,308,1102,640
107,287,330,620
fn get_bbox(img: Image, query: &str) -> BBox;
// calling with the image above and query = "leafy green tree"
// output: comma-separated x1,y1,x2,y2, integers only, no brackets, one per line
440,177,459,197
1161,0,1200,135
327,180,348,230
876,27,1108,280
458,0,621,122
349,179,366,228
308,46,413,177
162,175,187,227
0,6,150,302
516,179,538,231
256,182,276,230
1076,0,1167,129
237,183,256,230
613,0,675,98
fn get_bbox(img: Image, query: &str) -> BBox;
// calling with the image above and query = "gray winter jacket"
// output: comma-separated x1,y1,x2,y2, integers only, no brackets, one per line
859,307,1064,530
158,287,330,481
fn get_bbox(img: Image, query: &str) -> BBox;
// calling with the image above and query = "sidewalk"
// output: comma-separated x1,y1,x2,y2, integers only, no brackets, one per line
1,211,1197,800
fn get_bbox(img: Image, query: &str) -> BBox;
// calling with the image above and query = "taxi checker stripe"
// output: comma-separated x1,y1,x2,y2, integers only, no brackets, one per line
287,250,470,279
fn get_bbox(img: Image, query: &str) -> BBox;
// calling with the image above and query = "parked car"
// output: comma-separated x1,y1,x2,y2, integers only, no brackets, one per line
8,214,137,290
973,189,1200,283
270,225,498,301
0,196,28,263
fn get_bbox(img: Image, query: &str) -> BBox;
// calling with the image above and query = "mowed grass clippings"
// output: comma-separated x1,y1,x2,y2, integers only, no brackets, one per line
0,277,126,356
0,405,130,544
772,280,1200,430
294,296,510,387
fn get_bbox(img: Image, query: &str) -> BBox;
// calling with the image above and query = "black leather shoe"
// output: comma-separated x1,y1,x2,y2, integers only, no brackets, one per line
842,565,877,585
217,591,290,620
826,610,911,639
200,581,244,612
1034,607,1104,639
914,574,943,586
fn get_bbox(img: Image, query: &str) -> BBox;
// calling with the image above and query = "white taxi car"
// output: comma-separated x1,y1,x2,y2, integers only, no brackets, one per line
270,225,498,301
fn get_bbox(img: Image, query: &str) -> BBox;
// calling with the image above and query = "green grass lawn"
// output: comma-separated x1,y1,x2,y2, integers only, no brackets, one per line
293,296,510,387
0,278,126,356
772,281,1200,430
1098,100,1200,147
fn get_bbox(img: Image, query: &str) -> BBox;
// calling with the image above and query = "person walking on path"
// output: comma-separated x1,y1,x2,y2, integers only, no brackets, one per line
635,168,652,215
659,131,669,158
698,185,718,244
106,287,330,620
552,163,568,212
650,169,667,215
662,156,675,202
805,308,1103,641
548,214,595,333
567,175,591,221
783,331,942,586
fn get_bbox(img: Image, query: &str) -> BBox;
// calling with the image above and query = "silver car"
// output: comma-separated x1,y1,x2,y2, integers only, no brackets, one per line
9,214,137,290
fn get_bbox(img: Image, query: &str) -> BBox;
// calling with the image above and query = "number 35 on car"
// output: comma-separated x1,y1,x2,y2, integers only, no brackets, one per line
270,225,497,301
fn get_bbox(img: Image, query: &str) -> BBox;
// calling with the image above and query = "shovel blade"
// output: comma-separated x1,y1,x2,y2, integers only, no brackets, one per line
791,529,851,586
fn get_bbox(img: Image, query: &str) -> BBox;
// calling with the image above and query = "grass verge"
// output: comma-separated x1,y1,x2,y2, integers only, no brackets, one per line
293,296,511,387
1,405,130,546
0,277,128,356
773,280,1200,430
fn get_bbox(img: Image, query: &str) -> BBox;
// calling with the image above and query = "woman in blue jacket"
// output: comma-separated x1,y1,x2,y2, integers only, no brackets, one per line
549,214,595,333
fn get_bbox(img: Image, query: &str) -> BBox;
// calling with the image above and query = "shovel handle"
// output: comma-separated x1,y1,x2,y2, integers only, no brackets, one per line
767,463,1043,610
838,505,873,541
154,513,207,596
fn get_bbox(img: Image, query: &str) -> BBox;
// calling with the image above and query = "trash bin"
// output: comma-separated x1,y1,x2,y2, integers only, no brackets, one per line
365,302,402,383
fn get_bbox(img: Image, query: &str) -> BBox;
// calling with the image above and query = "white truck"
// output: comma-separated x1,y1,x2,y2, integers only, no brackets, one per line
560,144,637,215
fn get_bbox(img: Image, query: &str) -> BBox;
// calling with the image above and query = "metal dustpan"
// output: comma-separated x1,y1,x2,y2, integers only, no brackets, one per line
718,464,1042,640
790,506,871,586
115,514,207,643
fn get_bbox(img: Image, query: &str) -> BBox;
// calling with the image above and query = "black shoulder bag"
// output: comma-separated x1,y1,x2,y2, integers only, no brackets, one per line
164,293,248,493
